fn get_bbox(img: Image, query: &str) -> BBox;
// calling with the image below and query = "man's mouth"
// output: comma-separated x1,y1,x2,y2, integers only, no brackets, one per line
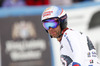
50,31,56,35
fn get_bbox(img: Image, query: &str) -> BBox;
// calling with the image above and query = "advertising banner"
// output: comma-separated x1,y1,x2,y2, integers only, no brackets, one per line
0,15,52,66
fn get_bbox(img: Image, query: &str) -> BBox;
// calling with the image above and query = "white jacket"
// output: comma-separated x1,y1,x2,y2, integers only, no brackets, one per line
60,28,100,66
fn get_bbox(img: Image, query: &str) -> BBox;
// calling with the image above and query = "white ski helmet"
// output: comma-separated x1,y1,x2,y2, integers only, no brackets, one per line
41,6,67,32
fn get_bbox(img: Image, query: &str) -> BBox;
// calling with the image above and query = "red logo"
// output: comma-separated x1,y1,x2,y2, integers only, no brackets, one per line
43,11,53,17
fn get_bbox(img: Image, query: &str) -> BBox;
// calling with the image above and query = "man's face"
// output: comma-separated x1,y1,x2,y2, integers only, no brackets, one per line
47,25,61,38
42,17,61,38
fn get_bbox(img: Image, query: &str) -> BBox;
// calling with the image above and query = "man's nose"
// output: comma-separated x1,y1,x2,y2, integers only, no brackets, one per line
49,27,53,30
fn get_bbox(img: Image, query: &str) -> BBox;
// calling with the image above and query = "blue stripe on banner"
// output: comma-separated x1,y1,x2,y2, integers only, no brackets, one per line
0,1,100,18
0,6,47,18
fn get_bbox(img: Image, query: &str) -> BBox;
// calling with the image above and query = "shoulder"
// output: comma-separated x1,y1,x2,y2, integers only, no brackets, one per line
63,28,78,37
63,28,87,39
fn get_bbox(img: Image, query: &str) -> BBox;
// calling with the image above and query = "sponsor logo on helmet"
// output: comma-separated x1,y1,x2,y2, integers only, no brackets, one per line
43,11,53,17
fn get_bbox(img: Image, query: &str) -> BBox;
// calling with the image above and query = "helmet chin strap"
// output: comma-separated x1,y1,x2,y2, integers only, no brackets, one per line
50,32,62,38
57,32,63,38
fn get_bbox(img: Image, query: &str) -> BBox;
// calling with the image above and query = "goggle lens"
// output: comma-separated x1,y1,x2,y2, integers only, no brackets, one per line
42,18,59,30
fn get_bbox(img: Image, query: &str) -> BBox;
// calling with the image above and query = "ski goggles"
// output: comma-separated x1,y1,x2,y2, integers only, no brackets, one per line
42,18,60,30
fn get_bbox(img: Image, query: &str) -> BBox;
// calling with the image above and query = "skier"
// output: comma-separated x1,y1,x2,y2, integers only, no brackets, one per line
41,6,100,66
